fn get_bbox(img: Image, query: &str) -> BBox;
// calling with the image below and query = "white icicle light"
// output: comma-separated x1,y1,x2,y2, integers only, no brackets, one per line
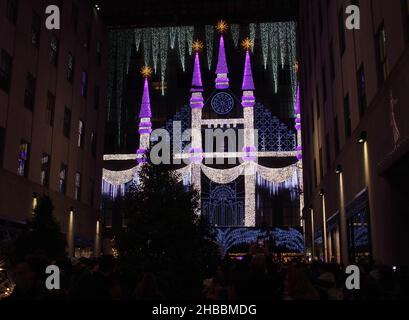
205,25,214,70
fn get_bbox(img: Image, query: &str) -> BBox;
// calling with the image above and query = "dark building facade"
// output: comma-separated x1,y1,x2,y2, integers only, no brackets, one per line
299,1,409,266
0,0,107,257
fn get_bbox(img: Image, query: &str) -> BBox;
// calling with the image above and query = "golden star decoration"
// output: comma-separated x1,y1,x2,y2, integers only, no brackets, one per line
192,40,204,52
241,38,253,50
216,20,228,33
141,65,153,78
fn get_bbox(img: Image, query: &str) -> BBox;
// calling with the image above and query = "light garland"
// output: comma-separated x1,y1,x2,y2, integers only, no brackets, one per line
169,27,177,49
205,25,214,70
159,28,169,96
186,26,194,56
103,167,138,185
151,28,160,73
134,29,142,51
260,23,269,70
178,26,187,71
249,23,256,53
201,164,244,184
231,24,240,47
143,28,151,65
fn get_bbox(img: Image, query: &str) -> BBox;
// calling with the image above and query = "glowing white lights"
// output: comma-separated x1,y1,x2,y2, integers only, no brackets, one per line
231,24,240,47
205,25,214,70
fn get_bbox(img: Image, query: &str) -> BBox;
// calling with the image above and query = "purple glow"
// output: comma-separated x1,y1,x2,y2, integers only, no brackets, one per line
242,146,257,162
191,52,203,92
215,35,229,89
242,50,255,91
138,78,152,118
216,35,229,74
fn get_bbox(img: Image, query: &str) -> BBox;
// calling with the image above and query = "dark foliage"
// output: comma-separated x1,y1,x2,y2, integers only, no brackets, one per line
117,164,220,299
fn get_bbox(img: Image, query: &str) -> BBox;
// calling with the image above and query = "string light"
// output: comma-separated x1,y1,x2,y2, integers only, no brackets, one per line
186,26,194,55
159,28,169,96
231,24,240,47
169,26,177,49
178,26,187,71
205,25,214,70
151,28,160,73
260,23,269,70
249,23,257,53
143,28,151,65
134,29,142,51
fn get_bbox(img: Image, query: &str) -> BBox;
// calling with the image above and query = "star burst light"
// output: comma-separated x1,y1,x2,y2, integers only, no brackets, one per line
216,20,229,33
141,65,153,78
241,38,253,51
192,40,204,52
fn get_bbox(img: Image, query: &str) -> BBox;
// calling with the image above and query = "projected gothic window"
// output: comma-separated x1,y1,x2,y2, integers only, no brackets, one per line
202,177,245,227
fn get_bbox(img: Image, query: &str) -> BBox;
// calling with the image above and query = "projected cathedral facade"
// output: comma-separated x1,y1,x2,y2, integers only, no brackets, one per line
102,23,304,255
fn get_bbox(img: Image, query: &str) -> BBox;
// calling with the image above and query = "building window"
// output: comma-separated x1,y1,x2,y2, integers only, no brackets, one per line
80,71,88,98
49,35,59,66
357,64,367,118
46,91,55,126
94,86,100,110
78,120,85,148
334,116,340,155
319,148,324,179
338,8,346,56
71,4,79,33
0,127,5,167
329,39,335,81
74,172,81,201
31,11,41,48
402,0,409,42
347,191,372,263
313,159,318,187
59,164,67,194
24,73,36,110
96,41,102,65
0,50,13,93
344,94,351,139
91,131,97,157
85,23,91,50
376,25,389,83
316,85,320,119
89,179,95,207
325,133,331,170
41,153,50,187
18,140,29,177
63,107,71,138
321,66,327,102
67,53,75,83
6,0,18,24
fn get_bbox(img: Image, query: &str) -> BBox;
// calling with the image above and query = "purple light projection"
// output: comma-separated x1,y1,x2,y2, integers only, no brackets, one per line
241,49,256,108
215,35,229,89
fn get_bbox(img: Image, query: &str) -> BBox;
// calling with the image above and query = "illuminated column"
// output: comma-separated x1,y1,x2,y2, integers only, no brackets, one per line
244,162,256,227
189,43,204,209
94,220,101,257
137,66,153,164
294,85,304,223
215,30,229,90
240,41,257,227
338,172,348,264
321,192,328,262
67,207,75,258
311,207,315,259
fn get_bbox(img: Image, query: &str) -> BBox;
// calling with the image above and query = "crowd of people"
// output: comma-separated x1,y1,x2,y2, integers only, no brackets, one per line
203,254,409,300
2,251,408,300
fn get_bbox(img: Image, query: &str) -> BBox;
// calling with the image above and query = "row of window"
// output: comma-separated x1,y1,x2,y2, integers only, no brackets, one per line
17,140,94,203
6,0,102,61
